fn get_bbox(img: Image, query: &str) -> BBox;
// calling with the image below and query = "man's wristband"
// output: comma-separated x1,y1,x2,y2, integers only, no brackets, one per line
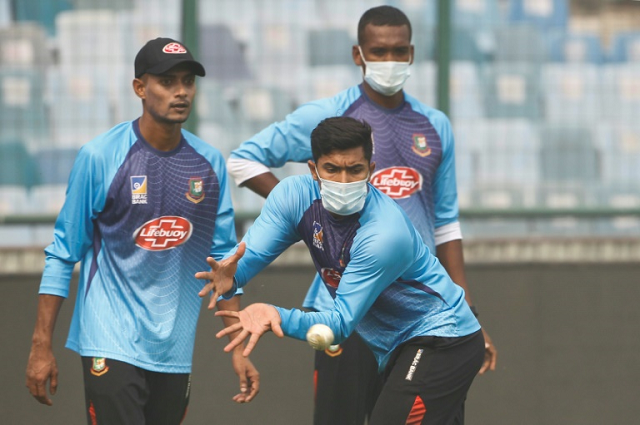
469,305,479,318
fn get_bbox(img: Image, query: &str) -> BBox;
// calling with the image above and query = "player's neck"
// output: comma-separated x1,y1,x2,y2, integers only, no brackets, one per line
361,81,404,109
138,115,183,152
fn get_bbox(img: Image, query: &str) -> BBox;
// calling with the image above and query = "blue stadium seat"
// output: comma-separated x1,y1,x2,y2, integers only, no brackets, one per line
294,64,361,105
481,63,542,119
601,64,640,124
13,0,73,36
403,61,436,107
594,123,640,188
453,0,503,29
454,119,540,192
450,61,485,119
0,0,9,26
538,125,599,185
546,31,605,64
307,28,356,67
0,23,51,69
199,24,252,82
0,141,39,189
412,24,436,63
507,0,569,30
435,27,491,63
34,148,78,186
541,63,602,124
493,25,549,63
608,31,640,63
46,69,113,148
0,69,48,147
235,84,296,135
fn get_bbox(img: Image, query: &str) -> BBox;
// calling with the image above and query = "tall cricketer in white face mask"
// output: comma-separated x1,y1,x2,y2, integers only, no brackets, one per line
358,46,411,96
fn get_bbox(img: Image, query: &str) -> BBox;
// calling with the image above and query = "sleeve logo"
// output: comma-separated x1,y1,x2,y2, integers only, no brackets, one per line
133,216,193,251
371,167,423,199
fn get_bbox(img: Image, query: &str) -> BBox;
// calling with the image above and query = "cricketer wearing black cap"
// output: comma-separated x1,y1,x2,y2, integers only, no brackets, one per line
134,37,206,78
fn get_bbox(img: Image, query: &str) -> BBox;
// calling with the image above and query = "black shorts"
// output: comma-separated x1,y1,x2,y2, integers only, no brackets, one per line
370,330,485,425
81,357,191,425
313,332,384,425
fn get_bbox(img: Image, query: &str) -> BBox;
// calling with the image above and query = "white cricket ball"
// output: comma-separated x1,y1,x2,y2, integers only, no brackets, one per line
306,324,335,350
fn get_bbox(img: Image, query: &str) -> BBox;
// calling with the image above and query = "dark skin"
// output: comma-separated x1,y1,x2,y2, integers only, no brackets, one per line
26,64,260,406
238,23,496,373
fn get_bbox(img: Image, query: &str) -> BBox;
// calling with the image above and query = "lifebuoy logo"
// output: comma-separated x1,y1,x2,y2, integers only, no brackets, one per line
134,216,193,251
371,167,423,199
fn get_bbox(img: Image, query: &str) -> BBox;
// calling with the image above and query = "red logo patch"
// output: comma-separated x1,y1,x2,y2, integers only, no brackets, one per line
163,42,187,54
134,216,193,251
321,268,342,289
370,167,423,199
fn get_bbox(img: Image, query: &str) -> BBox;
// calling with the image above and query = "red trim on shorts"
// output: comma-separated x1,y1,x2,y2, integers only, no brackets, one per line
313,369,318,403
89,400,98,425
405,395,426,424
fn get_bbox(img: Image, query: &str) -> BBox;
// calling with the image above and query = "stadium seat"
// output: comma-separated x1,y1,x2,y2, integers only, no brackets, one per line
507,0,569,30
307,28,356,67
0,141,39,189
0,68,48,148
481,63,542,119
434,27,491,63
294,64,361,105
541,63,602,124
454,119,540,190
235,84,296,135
411,24,436,63
199,24,252,82
0,0,9,27
493,25,549,63
608,31,640,63
0,23,51,69
546,31,605,64
403,61,436,107
538,125,599,185
56,10,125,68
450,61,485,119
33,148,78,186
46,69,113,148
594,123,640,188
452,0,503,29
601,64,640,123
13,0,73,36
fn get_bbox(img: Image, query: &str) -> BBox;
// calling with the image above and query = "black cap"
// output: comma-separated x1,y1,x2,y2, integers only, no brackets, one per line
134,37,205,78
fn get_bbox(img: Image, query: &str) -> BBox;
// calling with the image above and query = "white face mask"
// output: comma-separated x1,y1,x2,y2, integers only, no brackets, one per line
316,169,369,216
358,46,411,96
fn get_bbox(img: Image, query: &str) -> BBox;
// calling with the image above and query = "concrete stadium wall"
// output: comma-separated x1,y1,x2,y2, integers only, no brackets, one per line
3,263,639,424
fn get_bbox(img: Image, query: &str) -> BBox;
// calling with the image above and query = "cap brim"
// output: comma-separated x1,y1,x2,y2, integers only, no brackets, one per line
140,59,206,77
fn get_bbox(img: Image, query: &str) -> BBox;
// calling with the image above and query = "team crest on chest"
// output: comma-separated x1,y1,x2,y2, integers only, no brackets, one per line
186,177,205,203
90,357,109,377
411,133,432,157
312,221,324,250
131,176,148,204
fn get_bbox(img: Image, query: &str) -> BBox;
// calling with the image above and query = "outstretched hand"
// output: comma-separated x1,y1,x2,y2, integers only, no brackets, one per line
215,303,284,357
196,242,246,309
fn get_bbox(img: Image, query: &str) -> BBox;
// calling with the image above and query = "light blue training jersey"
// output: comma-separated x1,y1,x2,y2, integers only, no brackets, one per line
230,175,479,371
39,119,237,373
229,85,459,311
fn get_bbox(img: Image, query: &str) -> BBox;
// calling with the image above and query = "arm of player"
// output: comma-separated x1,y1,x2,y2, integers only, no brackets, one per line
217,296,260,403
437,240,497,374
196,242,246,309
241,172,280,199
26,294,64,406
215,303,284,357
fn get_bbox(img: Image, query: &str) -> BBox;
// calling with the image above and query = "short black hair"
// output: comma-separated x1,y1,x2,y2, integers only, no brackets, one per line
311,117,373,163
357,5,412,45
